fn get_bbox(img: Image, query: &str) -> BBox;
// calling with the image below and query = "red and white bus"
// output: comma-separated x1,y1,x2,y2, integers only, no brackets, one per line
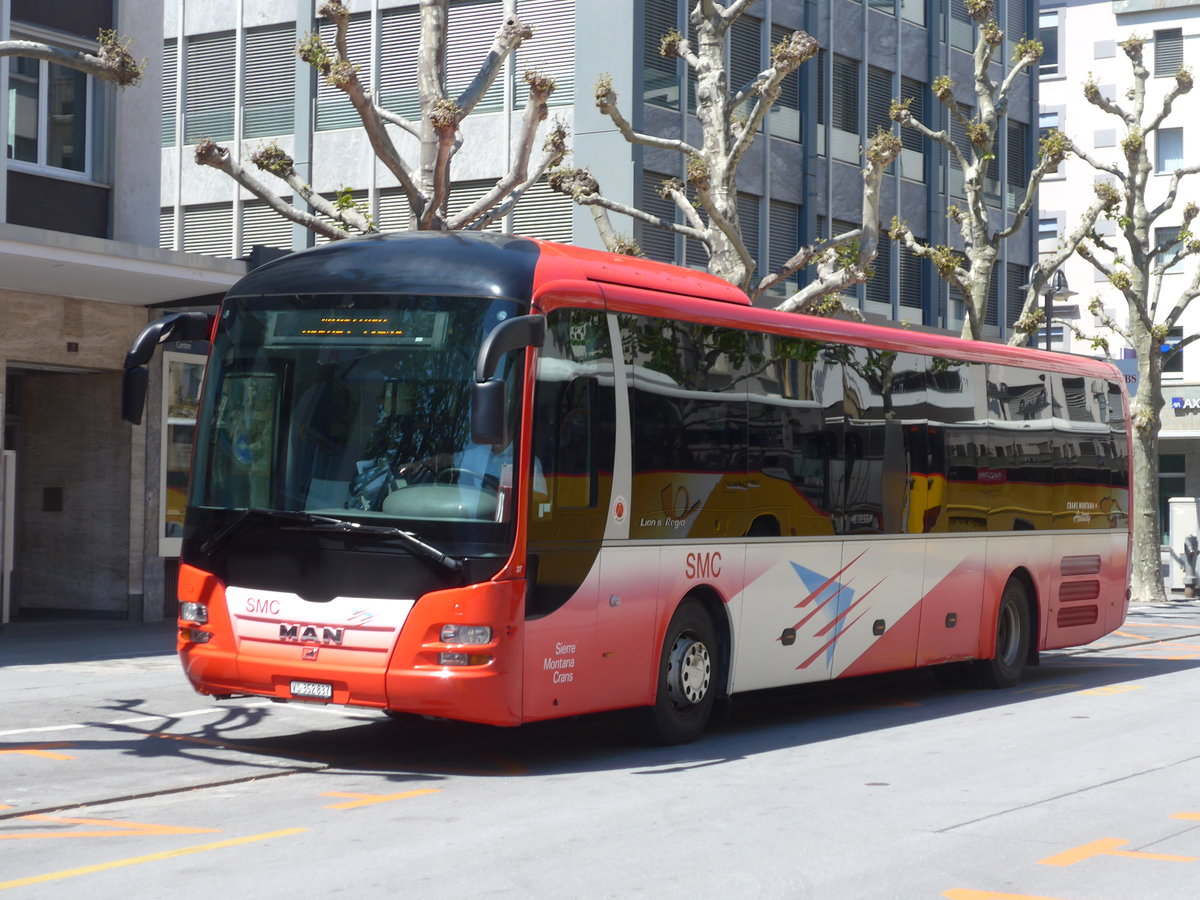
122,232,1131,743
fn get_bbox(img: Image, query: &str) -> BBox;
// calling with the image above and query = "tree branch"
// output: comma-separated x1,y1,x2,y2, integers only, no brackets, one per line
196,141,359,241
0,31,144,86
593,74,701,156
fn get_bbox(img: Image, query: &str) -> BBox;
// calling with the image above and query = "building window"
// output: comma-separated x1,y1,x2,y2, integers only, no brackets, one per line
1160,453,1186,543
899,76,925,182
643,0,679,109
1156,225,1183,272
1006,120,1028,211
1039,111,1061,174
1038,216,1059,243
1163,326,1185,375
1039,10,1061,76
1155,28,1184,76
951,0,976,52
769,25,800,142
1157,127,1184,172
6,54,97,177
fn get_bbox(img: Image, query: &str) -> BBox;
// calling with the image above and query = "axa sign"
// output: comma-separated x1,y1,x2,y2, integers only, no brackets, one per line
1172,397,1200,411
279,624,345,645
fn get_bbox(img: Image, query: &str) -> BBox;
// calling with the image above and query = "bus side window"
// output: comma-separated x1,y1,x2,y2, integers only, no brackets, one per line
555,375,599,508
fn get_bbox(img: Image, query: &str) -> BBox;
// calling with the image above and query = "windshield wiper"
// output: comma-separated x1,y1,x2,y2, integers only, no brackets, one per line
201,507,464,576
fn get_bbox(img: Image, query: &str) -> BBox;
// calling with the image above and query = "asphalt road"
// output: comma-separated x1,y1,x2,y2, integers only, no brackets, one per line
3,601,1200,899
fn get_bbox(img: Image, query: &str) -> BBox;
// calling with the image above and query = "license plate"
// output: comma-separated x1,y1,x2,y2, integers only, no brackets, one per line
290,680,333,700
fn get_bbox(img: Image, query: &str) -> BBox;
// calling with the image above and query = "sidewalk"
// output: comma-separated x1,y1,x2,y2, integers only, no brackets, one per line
0,620,178,668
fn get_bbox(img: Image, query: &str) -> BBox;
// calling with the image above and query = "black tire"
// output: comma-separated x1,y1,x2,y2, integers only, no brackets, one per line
971,578,1032,689
638,600,719,745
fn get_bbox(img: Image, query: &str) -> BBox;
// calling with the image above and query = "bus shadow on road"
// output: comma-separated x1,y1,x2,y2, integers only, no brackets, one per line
9,649,1192,803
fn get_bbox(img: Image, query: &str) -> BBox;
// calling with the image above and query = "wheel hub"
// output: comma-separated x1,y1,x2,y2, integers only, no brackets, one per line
666,633,711,708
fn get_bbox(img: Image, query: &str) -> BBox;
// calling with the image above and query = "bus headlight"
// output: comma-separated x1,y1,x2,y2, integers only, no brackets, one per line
440,624,491,644
437,651,492,666
180,602,208,624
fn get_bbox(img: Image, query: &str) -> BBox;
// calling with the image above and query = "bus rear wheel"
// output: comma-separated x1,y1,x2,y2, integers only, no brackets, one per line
638,600,718,745
971,577,1031,689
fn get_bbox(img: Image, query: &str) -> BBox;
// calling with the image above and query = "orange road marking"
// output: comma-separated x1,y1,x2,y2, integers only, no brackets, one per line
0,827,307,890
1014,684,1081,695
1080,684,1143,696
0,815,219,840
320,788,441,809
944,890,1075,899
0,743,75,761
1114,630,1148,639
1124,623,1200,629
1172,813,1200,821
1040,838,1198,866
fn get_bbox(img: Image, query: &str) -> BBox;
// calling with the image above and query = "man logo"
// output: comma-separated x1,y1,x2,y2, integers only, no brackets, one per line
302,647,319,660
279,623,345,645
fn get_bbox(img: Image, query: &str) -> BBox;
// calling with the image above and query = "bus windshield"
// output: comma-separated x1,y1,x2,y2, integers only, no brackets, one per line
187,292,524,557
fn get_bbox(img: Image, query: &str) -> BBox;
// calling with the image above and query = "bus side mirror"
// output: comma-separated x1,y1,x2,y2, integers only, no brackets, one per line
121,312,213,425
472,379,508,446
122,367,151,426
471,315,545,445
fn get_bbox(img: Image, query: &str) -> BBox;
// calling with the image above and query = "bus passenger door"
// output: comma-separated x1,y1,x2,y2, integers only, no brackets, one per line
521,307,617,721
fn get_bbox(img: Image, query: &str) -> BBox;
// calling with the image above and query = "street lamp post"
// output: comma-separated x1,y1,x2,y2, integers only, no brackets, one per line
1039,269,1076,351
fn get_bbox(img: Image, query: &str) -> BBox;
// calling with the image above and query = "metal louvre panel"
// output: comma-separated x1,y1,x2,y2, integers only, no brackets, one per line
949,104,970,198
244,25,296,139
1008,0,1028,41
447,179,504,232
866,66,892,137
316,13,371,131
183,203,234,257
162,38,177,147
866,232,891,304
768,200,800,293
159,207,175,250
1155,28,1183,75
1006,120,1027,212
510,177,574,243
241,198,294,257
899,77,923,152
377,187,413,232
985,269,999,326
184,32,235,143
637,170,677,263
729,15,761,96
898,240,922,309
737,192,760,284
379,6,421,121
514,0,575,107
446,0,505,114
831,55,858,134
314,190,369,243
816,50,826,126
1006,261,1024,328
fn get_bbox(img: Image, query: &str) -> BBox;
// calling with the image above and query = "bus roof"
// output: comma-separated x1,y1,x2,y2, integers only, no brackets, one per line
221,232,1120,384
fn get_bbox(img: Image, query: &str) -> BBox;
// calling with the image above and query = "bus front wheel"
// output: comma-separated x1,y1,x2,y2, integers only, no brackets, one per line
971,578,1032,689
638,600,718,744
